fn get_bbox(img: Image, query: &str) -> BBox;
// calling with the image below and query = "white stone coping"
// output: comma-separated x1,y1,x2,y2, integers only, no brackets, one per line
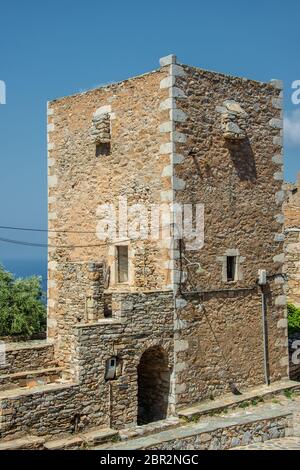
178,380,300,418
0,381,78,400
3,340,53,352
96,407,292,450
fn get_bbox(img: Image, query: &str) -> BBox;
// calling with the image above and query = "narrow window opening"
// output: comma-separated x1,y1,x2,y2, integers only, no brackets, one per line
105,357,117,380
96,142,111,157
226,256,236,282
117,246,129,283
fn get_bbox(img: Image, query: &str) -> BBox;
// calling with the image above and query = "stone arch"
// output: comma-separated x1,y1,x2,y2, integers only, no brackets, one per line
137,346,170,425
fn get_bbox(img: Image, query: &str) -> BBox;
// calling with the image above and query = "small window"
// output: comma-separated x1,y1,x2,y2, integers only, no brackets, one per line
226,256,236,282
96,142,110,157
117,246,128,283
105,356,117,380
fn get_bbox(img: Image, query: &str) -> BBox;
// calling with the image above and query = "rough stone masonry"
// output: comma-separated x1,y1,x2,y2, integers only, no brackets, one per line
0,55,289,440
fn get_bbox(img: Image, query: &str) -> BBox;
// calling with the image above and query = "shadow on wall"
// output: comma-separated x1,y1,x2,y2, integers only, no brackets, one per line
137,346,170,425
225,138,257,183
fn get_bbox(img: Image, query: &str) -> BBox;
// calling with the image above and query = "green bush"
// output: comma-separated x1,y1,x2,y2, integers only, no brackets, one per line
0,264,46,338
287,303,300,333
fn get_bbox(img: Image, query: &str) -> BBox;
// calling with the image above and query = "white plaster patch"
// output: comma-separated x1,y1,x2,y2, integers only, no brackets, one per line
273,253,285,264
48,261,58,271
93,105,112,118
277,318,288,328
275,295,286,306
161,165,173,177
159,54,177,67
159,121,173,133
159,142,175,154
173,131,187,143
48,212,57,220
160,76,175,89
172,108,187,122
160,190,173,202
170,64,186,77
159,98,175,111
171,87,187,98
272,154,283,165
273,171,284,181
48,175,58,188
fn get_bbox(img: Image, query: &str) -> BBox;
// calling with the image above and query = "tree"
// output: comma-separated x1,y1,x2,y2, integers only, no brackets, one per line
0,264,46,338
287,303,300,334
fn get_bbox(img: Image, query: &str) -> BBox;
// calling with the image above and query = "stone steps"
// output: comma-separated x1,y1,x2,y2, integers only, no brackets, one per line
95,406,293,450
0,435,45,450
44,427,118,450
0,428,118,451
0,427,118,450
119,417,181,441
0,367,63,391
177,380,300,422
0,380,73,401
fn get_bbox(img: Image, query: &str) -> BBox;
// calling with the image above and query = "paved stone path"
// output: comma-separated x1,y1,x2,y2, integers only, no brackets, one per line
234,394,300,450
234,436,300,450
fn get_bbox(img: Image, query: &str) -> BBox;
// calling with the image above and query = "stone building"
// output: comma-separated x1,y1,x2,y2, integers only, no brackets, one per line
284,173,300,307
0,55,289,441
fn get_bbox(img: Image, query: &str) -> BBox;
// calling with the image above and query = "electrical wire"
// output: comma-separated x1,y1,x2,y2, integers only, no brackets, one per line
0,225,99,234
0,236,107,249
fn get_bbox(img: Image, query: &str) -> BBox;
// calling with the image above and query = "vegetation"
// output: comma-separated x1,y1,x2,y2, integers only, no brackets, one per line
0,264,46,338
287,303,300,333
283,389,294,400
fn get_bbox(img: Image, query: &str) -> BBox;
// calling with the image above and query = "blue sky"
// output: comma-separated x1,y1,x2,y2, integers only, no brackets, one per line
0,0,299,272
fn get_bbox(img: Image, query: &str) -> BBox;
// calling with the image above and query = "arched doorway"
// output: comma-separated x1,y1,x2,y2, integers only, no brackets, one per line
137,346,170,425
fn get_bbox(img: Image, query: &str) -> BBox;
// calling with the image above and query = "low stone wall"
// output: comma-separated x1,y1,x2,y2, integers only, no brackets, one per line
139,414,292,450
0,384,80,439
0,341,55,374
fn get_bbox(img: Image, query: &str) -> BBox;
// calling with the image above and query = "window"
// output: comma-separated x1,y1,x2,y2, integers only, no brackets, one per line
105,357,117,380
96,142,110,157
117,246,128,283
226,256,236,282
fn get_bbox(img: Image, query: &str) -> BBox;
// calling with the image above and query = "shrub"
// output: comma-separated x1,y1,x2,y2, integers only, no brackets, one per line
287,303,300,334
0,264,46,338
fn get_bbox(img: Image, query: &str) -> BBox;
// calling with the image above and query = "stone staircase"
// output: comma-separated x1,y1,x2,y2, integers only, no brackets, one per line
0,373,299,450
0,426,118,450
0,367,63,391
177,379,300,422
95,381,300,451
95,407,293,450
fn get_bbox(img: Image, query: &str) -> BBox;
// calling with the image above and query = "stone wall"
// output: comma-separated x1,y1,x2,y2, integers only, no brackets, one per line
47,67,173,366
145,414,291,450
0,384,80,439
0,341,55,375
0,291,174,438
160,60,288,407
50,261,105,369
72,290,174,430
43,55,289,430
